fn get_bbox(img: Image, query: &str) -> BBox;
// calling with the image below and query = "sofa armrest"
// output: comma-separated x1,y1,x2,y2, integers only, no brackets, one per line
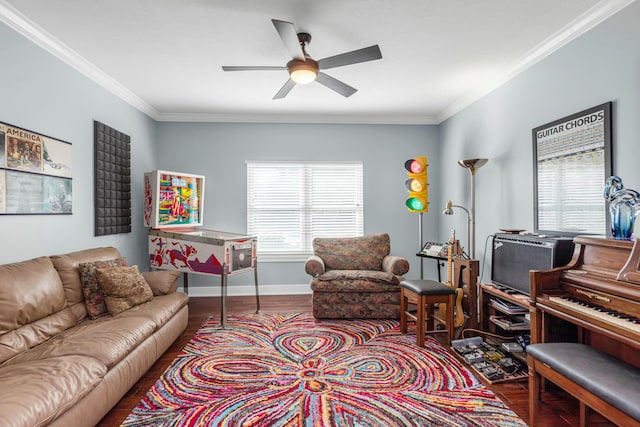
305,255,326,277
382,255,410,275
142,270,180,295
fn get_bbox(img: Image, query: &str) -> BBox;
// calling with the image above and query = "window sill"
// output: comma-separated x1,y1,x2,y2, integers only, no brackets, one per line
257,253,311,263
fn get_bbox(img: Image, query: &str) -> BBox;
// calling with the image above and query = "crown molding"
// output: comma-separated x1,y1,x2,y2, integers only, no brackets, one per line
0,0,160,120
156,111,439,125
437,0,636,124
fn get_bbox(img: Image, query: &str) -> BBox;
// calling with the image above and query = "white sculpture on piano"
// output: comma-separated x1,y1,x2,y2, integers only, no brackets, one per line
604,175,640,240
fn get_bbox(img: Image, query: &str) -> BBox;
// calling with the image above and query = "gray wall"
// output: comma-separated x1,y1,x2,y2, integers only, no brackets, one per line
439,1,640,282
155,122,441,293
2,1,640,293
0,22,157,266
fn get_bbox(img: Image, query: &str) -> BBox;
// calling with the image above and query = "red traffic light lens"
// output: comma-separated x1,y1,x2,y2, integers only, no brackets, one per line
404,158,425,174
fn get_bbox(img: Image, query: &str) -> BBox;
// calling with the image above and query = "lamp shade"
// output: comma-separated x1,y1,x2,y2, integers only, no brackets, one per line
288,59,318,84
458,158,488,174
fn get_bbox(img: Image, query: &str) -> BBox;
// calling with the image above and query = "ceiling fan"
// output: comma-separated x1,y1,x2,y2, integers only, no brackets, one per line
222,19,382,99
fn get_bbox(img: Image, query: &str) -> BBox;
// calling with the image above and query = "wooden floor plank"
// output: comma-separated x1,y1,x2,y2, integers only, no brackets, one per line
96,295,610,427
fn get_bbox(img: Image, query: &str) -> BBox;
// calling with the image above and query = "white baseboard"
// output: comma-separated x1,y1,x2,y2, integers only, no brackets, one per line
179,283,311,297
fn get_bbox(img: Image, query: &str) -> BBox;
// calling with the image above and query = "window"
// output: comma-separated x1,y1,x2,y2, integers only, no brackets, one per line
247,161,363,261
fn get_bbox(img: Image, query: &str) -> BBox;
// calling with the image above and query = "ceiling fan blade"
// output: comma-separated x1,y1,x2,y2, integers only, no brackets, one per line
273,79,296,100
272,19,305,61
222,66,286,71
316,72,357,98
318,45,382,70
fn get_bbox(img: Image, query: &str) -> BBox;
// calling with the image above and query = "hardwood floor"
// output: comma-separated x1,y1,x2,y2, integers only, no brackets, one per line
97,295,614,427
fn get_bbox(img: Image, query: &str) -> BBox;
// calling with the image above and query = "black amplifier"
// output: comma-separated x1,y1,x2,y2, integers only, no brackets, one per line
491,233,574,295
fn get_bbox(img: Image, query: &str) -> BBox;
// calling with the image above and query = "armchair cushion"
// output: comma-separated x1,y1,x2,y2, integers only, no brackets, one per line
315,270,399,287
311,271,399,293
312,233,390,271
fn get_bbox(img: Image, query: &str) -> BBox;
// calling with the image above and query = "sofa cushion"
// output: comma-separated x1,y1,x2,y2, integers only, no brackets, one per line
114,292,189,328
0,355,106,427
50,247,123,320
313,233,391,271
0,257,76,364
142,270,180,295
3,316,156,369
96,265,154,315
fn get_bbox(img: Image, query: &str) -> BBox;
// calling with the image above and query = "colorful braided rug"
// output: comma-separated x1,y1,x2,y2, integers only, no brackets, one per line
122,313,526,426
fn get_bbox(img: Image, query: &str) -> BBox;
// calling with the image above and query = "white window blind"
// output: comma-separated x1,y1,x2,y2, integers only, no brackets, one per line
247,161,363,261
537,150,605,234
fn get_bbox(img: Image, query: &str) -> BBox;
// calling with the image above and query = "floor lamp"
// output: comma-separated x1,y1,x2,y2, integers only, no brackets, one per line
443,200,471,259
457,158,488,259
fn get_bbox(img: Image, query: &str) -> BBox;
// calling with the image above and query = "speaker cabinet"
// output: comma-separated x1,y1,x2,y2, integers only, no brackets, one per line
491,233,574,295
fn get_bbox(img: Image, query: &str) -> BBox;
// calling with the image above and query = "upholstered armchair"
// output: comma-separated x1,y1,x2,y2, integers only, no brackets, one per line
305,233,410,319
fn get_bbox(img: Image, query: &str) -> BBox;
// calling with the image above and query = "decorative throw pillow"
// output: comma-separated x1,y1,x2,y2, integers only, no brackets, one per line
95,265,154,316
78,257,128,319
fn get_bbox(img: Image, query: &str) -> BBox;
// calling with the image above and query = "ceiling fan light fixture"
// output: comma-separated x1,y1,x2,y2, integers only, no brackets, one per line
288,59,318,84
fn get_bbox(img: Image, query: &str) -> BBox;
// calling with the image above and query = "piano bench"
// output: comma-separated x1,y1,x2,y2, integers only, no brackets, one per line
527,343,640,427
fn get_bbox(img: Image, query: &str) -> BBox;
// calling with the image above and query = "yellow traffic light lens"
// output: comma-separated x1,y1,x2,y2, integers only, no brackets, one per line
409,179,424,192
405,177,426,192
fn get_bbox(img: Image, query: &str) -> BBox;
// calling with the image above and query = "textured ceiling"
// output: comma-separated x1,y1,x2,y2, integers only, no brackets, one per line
0,0,633,123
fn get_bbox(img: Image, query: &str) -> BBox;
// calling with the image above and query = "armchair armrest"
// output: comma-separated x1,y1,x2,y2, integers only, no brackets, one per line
382,255,410,275
305,255,325,277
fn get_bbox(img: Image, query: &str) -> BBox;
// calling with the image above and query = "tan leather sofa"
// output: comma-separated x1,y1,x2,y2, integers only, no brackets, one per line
0,247,189,427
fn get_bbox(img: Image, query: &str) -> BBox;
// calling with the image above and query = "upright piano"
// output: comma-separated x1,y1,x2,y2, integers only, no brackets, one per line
530,235,640,366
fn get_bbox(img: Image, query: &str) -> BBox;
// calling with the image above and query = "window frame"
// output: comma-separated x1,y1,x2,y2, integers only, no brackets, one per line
246,160,364,262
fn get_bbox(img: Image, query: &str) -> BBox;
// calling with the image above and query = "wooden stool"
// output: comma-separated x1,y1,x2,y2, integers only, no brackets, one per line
400,279,455,346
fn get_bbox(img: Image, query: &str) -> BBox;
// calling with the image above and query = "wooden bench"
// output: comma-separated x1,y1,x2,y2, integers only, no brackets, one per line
528,342,640,427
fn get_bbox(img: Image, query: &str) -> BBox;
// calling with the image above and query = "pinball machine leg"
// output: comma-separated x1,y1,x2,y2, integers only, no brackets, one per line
182,272,188,294
220,268,228,329
254,266,260,313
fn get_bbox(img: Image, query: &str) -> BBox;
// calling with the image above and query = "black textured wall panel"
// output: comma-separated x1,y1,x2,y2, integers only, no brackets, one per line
94,121,131,236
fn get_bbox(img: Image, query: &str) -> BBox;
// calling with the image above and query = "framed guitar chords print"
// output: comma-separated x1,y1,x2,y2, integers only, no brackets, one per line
532,102,612,236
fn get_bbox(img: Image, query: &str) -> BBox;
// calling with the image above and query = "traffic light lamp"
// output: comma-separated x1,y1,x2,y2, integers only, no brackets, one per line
404,156,428,212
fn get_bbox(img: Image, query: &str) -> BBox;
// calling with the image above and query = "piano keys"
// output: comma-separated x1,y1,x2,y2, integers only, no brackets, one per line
530,236,640,365
546,295,640,334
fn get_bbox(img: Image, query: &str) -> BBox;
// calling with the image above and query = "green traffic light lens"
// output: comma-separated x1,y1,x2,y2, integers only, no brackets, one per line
406,198,425,211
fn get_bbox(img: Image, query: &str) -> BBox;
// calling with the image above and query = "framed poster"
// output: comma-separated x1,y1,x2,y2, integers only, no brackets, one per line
532,102,612,236
0,121,72,214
